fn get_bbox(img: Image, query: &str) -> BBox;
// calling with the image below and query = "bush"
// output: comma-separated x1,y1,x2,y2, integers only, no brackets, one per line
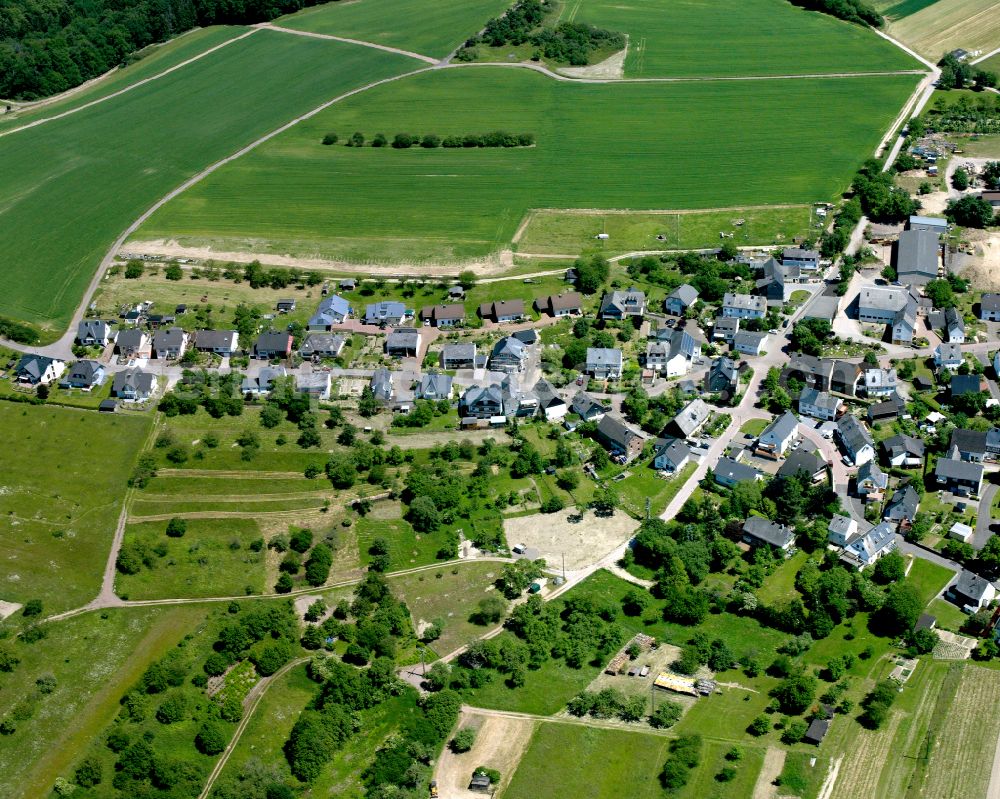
450,728,476,752
155,691,188,724
195,721,227,755
165,518,187,538
74,755,103,788
649,701,682,729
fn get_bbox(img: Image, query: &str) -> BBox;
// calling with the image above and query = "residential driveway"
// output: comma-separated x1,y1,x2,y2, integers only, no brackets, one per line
896,538,961,576
975,482,999,550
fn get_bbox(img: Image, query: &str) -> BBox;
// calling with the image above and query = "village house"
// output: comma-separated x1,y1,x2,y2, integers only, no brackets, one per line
950,571,997,611
669,398,712,439
714,456,763,488
646,330,700,377
276,298,296,313
152,327,188,360
596,413,647,463
757,411,800,458
776,449,827,482
836,414,875,466
944,307,965,343
586,347,624,380
297,372,331,401
980,293,1000,321
867,393,906,424
857,286,918,345
950,428,988,462
721,292,766,320
416,373,453,401
783,247,821,271
77,320,113,346
459,384,504,420
951,374,983,397
370,368,394,404
831,360,861,396
308,295,351,329
112,367,155,401
742,516,795,551
62,360,106,389
935,453,984,496
490,337,527,372
254,331,293,360
712,316,740,343
733,330,768,356
862,367,898,398
440,343,478,370
599,287,646,320
501,375,538,418
705,356,739,395
664,284,698,316
194,330,239,355
420,304,465,328
881,435,925,468
934,342,964,371
534,379,568,421
841,522,897,569
241,366,288,396
478,299,525,323
827,514,858,547
14,354,65,385
884,484,919,524
300,333,345,359
653,439,690,473
115,328,151,359
856,460,888,502
756,257,799,302
364,301,408,326
894,227,940,285
386,328,421,358
571,391,607,422
537,292,583,317
798,388,840,422
783,353,833,392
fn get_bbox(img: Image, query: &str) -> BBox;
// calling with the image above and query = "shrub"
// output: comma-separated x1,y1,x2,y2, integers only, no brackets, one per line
155,691,188,724
195,721,227,755
165,518,187,538
450,728,476,752
75,755,103,787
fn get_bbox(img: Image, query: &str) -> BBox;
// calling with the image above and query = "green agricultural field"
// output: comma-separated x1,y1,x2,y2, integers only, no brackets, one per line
504,724,670,799
0,27,247,133
567,0,918,77
876,0,941,19
0,28,419,333
280,0,514,58
886,0,1000,59
135,69,918,267
0,403,151,612
516,205,817,257
0,606,207,799
116,518,265,599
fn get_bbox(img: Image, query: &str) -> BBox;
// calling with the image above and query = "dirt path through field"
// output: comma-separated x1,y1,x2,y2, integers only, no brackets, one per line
434,711,535,799
753,747,786,799
558,41,627,79
257,22,438,64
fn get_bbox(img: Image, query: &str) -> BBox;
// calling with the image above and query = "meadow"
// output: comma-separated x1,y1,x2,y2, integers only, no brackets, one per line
135,69,918,266
503,724,671,799
886,0,1000,59
566,0,918,77
0,605,208,799
0,403,151,612
279,0,514,58
0,27,247,133
0,28,419,333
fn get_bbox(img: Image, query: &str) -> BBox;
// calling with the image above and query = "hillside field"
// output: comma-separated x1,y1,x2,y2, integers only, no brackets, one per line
0,29,419,334
886,0,1000,59
0,403,150,612
279,0,514,58
133,69,918,266
568,0,918,77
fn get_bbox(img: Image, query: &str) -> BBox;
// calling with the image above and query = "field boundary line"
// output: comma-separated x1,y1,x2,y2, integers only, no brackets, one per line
973,46,1000,65
259,22,439,63
0,28,259,140
197,656,309,799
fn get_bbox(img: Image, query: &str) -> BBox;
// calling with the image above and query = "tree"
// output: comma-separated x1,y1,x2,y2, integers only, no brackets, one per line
574,253,610,295
408,496,440,532
450,729,476,752
165,518,187,538
74,755,103,788
748,715,770,736
924,278,955,309
472,595,507,625
876,581,922,636
591,486,619,516
649,701,682,729
458,270,477,290
124,260,143,279
22,599,42,617
196,721,227,755
872,551,905,584
952,167,970,190
358,385,379,418
946,195,996,228
770,673,816,715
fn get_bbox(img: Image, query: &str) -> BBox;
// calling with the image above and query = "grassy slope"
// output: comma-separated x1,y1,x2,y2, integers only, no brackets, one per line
136,69,918,265
280,0,515,58
0,27,246,132
0,29,418,332
0,403,151,612
0,606,207,799
570,0,917,77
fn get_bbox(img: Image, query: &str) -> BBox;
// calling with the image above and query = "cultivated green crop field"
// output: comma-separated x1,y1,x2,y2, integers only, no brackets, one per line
0,404,150,612
0,29,418,333
135,69,918,266
280,0,514,57
567,0,918,77
504,725,670,799
0,26,247,132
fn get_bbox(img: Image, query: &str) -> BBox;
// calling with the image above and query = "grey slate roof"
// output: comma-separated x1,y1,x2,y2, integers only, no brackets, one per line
777,449,826,479
668,284,699,307
586,347,623,369
715,457,762,484
885,485,919,521
441,343,477,364
799,387,840,413
896,228,939,282
370,367,393,401
386,327,420,352
255,331,291,354
597,413,645,450
837,414,873,456
742,516,794,548
194,330,239,351
760,410,800,446
951,428,988,456
951,374,982,396
935,456,985,483
955,570,994,602
112,367,154,396
857,460,889,490
655,438,690,468
309,294,350,327
672,398,712,437
300,333,345,357
533,379,566,411
417,373,453,399
365,301,407,324
882,434,925,460
66,359,103,385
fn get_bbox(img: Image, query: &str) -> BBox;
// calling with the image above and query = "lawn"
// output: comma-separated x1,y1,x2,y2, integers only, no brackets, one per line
355,513,447,570
0,28,418,332
389,561,504,655
515,205,817,257
569,0,917,77
0,27,248,133
755,550,810,604
116,517,266,599
741,418,770,436
280,0,513,58
0,605,207,799
776,751,830,798
927,597,968,631
617,461,697,518
677,741,765,799
907,556,955,606
503,724,670,799
0,403,151,612
134,68,919,267
887,0,1000,59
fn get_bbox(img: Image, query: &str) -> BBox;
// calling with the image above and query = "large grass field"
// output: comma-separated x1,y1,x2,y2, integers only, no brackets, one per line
0,605,207,799
503,724,670,799
0,26,247,133
279,0,514,58
886,0,1000,59
134,69,918,266
0,29,418,333
0,403,151,612
567,0,917,77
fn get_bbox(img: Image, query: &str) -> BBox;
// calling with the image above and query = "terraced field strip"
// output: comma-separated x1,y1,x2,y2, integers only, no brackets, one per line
829,713,904,799
0,29,418,331
887,0,1000,59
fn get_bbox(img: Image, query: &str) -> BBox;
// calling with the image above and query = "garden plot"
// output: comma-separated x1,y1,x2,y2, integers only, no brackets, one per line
433,711,536,799
503,508,638,571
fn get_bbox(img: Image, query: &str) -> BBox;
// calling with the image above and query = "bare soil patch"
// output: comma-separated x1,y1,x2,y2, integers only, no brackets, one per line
0,600,22,621
434,710,535,799
559,45,627,79
575,641,693,719
503,509,639,571
958,230,1000,291
754,747,786,799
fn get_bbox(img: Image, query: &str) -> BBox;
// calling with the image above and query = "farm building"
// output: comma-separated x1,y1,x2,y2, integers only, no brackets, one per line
893,228,940,286
654,672,699,697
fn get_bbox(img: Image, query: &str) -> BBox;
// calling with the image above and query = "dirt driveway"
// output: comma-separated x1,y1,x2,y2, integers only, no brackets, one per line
503,508,639,571
433,711,535,799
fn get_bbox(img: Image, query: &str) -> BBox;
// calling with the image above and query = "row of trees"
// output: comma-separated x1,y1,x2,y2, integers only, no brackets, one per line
788,0,882,27
325,131,535,149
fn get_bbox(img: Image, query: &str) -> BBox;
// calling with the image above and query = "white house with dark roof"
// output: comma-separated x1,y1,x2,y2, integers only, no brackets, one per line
599,287,646,320
714,456,763,488
856,460,888,501
742,517,794,551
194,330,239,355
645,330,700,377
385,328,421,358
152,327,188,360
712,316,740,343
653,439,690,473
14,354,65,385
441,343,477,370
586,347,623,380
827,515,858,547
836,414,875,466
783,247,820,270
301,333,346,359
459,384,504,419
370,368,394,404
572,391,607,422
721,293,766,320
863,368,898,398
365,301,408,326
116,329,151,359
884,485,919,524
935,454,984,496
664,284,698,316
62,360,106,389
112,367,155,401
733,330,768,356
950,570,997,610
757,411,800,457
77,320,113,346
534,379,568,421
881,435,925,468
980,293,1000,321
841,522,897,569
945,307,965,343
798,388,840,422
417,373,453,401
670,398,712,439
934,342,964,371
490,337,527,372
